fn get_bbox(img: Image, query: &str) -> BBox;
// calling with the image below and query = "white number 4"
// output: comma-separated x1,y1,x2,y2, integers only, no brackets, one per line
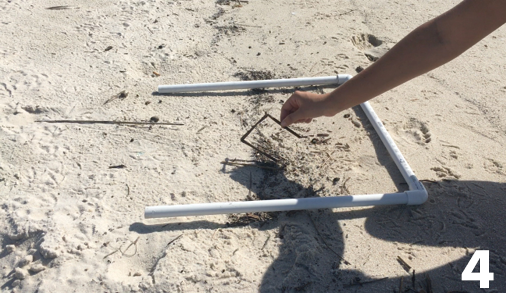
462,250,494,288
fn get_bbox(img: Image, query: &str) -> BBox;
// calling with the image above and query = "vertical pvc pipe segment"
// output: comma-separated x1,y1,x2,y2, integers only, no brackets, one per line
146,75,427,218
359,102,425,191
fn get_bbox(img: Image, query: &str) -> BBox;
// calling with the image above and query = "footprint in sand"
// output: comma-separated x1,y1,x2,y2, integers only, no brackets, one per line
483,158,505,175
402,117,432,145
351,33,388,61
2,68,50,97
351,33,382,50
431,166,461,179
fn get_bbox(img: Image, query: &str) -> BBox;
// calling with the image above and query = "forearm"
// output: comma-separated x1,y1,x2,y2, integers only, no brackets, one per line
325,20,451,114
324,0,506,115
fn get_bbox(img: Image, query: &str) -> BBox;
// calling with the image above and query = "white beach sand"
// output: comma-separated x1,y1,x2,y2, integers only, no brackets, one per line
1,0,505,292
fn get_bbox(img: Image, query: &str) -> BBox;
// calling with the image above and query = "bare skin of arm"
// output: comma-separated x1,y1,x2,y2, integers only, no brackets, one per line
280,0,506,127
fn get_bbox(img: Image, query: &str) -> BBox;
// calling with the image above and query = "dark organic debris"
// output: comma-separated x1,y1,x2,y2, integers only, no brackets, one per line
216,0,249,5
119,91,128,99
210,7,225,20
227,212,275,227
233,70,276,81
103,90,128,105
214,25,246,35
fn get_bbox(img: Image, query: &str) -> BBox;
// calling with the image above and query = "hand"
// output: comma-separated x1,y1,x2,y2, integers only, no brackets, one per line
280,91,330,127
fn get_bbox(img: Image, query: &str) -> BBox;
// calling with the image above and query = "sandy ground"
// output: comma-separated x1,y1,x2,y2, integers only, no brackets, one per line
1,0,506,292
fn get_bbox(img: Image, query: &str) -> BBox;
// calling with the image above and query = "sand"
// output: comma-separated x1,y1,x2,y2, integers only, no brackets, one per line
1,0,505,292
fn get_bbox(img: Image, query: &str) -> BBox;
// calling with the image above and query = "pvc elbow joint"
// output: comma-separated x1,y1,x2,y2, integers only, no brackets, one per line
406,188,428,205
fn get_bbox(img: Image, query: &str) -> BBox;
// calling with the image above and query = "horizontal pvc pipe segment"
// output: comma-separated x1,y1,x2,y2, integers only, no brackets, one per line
145,192,409,218
158,75,351,93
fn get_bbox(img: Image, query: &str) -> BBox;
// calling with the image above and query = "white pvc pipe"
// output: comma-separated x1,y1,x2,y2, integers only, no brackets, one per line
360,102,426,192
158,75,350,93
147,74,428,218
145,193,408,218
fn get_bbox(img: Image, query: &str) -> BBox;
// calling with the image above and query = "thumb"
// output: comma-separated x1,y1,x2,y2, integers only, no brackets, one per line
280,111,302,127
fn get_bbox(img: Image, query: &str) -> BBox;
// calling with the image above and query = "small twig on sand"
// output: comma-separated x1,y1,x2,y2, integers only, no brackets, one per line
397,256,412,272
338,9,356,16
343,277,388,288
261,234,270,250
240,113,305,162
120,236,140,257
149,234,183,284
212,229,219,240
229,158,261,163
308,212,350,265
441,144,460,149
399,276,404,293
166,234,183,247
220,161,279,170
340,177,351,195
36,120,184,126
197,126,208,133
109,165,127,169
103,248,120,259
103,236,140,259
46,5,75,10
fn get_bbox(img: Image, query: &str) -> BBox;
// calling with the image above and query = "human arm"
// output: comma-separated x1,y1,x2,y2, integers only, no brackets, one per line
280,0,506,127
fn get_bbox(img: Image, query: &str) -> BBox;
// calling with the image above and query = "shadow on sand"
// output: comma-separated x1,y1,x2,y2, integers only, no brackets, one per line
130,105,506,292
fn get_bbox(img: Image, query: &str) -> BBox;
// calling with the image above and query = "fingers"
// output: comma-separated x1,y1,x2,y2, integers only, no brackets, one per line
280,91,315,127
280,94,300,122
280,108,292,125
280,113,295,127
281,115,312,127
280,92,305,127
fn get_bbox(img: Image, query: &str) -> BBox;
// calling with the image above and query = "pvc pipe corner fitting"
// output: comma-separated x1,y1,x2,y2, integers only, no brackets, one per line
406,188,429,205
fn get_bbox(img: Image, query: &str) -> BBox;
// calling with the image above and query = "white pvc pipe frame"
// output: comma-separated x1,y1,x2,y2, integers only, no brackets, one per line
147,75,427,218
